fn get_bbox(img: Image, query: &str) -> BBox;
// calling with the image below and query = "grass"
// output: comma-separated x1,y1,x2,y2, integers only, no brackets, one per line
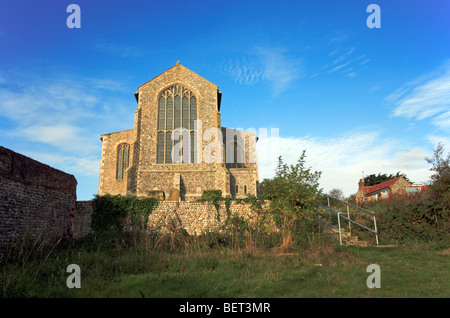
1,232,449,298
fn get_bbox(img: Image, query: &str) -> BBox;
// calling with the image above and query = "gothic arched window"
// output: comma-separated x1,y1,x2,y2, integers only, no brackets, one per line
116,143,130,179
157,85,197,164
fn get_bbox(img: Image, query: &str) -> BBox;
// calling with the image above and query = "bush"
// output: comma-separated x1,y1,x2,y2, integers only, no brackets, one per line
259,151,322,249
201,190,222,201
91,194,159,235
362,193,450,244
352,143,450,245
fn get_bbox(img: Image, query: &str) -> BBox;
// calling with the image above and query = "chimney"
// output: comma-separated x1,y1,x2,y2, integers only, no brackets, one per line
358,179,365,189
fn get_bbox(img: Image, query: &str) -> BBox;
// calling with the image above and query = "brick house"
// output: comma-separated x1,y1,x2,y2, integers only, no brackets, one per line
98,62,259,201
355,176,427,204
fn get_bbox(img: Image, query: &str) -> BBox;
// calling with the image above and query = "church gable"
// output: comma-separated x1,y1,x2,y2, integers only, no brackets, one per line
137,61,218,106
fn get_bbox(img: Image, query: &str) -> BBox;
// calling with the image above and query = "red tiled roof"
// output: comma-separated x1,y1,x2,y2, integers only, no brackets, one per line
363,176,402,195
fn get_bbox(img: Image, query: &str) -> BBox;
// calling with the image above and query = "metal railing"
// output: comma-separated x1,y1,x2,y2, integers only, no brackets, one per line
318,194,379,246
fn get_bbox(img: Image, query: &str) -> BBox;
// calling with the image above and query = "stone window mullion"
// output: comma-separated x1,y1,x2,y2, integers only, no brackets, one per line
157,85,197,165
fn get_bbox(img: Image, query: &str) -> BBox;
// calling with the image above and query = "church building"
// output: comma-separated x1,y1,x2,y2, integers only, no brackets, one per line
98,62,259,200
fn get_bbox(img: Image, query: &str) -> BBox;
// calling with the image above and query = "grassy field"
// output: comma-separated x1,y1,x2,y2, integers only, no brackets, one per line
1,233,449,298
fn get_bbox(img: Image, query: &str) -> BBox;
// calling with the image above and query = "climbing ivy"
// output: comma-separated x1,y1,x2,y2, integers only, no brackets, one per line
198,190,267,224
91,194,159,235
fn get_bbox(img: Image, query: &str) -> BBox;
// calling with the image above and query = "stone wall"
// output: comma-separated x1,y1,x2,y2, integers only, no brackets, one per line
98,128,135,196
147,200,273,235
69,199,274,238
0,146,77,250
74,201,93,239
390,177,412,195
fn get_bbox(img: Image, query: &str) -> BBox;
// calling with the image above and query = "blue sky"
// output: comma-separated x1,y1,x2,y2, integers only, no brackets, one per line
1,0,449,200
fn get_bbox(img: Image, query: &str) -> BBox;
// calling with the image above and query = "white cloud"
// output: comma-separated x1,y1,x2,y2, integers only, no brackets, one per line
257,130,432,197
10,124,98,153
23,150,100,177
388,60,450,131
222,46,301,96
432,111,450,130
427,135,450,150
0,72,134,180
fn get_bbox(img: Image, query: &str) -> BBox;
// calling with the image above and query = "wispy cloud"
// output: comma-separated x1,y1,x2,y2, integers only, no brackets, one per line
257,130,432,196
93,41,144,58
313,45,369,78
387,60,450,131
0,72,134,178
327,30,351,46
313,29,369,78
222,46,301,96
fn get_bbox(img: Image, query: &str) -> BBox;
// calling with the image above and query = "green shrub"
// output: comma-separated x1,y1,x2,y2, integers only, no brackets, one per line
361,193,450,244
259,152,322,249
91,194,158,235
201,190,222,201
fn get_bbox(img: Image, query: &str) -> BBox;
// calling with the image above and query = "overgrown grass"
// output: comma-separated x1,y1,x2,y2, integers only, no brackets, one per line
1,230,448,298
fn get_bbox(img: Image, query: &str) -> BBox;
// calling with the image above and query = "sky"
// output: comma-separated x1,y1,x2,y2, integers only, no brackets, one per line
0,0,449,200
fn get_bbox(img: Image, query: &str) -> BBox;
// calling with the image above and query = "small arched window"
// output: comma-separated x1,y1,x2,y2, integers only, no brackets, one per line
116,143,130,180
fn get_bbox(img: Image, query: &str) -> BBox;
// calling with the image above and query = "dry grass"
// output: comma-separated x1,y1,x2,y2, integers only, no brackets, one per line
437,248,450,255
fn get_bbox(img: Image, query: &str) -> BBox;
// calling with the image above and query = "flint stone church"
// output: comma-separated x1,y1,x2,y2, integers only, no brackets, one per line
98,62,259,201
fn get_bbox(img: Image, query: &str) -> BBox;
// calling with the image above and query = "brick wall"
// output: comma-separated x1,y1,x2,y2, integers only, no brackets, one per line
0,146,77,250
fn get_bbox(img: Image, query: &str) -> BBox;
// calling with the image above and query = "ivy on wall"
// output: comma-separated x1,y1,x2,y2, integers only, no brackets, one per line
91,194,159,234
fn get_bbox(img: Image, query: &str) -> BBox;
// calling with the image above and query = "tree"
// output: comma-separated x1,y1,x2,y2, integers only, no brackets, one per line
363,172,410,186
259,151,322,249
425,142,450,201
328,188,344,200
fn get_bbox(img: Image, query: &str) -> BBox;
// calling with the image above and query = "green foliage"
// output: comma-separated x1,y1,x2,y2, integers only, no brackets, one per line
353,144,450,245
199,190,267,226
260,151,322,225
259,151,322,249
363,171,409,186
363,193,450,244
425,142,450,202
201,190,222,201
91,194,159,235
200,190,223,221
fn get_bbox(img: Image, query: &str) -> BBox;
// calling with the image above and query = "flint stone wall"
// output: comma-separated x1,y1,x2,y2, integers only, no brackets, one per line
74,201,93,239
70,200,274,238
0,146,77,250
147,200,273,235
